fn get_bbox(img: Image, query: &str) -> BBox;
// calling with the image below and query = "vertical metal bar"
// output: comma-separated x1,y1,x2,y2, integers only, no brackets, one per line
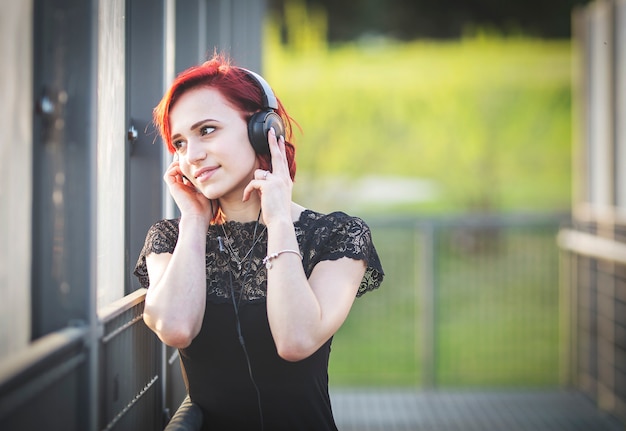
126,0,166,293
87,2,100,429
174,0,203,73
559,247,572,387
160,2,176,419
32,0,99,429
571,252,580,388
205,0,263,70
419,222,436,388
163,0,177,220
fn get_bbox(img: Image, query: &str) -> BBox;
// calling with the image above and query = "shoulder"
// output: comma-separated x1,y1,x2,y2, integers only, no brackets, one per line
141,218,180,254
296,208,366,228
134,218,180,288
296,209,371,238
146,218,180,237
148,218,180,233
296,209,384,296
296,208,374,254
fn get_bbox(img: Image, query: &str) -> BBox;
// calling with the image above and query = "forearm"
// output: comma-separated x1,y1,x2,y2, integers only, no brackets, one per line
265,219,324,360
144,216,208,347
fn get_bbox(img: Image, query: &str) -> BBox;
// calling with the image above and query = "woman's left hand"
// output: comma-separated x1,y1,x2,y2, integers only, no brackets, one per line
242,128,293,226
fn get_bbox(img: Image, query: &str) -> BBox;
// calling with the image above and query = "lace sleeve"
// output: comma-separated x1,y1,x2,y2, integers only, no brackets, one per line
133,219,180,289
310,213,384,297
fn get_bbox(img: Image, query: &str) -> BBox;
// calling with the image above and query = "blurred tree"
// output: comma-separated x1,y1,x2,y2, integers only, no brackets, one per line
268,0,592,42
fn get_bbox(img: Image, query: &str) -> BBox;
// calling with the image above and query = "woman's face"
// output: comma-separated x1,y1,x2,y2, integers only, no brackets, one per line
169,86,259,201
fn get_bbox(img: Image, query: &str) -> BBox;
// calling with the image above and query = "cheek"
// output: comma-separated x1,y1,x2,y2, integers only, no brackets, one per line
238,152,261,175
237,138,261,168
178,160,192,179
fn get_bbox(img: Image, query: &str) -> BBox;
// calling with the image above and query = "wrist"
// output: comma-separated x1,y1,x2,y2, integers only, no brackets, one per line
263,249,302,269
264,216,293,232
179,214,210,231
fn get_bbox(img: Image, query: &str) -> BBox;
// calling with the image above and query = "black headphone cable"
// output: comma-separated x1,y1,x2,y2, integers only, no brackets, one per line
220,210,265,430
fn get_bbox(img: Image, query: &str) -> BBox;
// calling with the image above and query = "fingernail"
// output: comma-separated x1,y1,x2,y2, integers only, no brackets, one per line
270,127,275,136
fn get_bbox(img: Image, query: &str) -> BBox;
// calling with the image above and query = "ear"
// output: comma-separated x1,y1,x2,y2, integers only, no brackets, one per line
247,111,285,155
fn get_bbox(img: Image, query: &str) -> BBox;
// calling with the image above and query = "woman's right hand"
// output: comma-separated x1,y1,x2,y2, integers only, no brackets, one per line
164,159,214,224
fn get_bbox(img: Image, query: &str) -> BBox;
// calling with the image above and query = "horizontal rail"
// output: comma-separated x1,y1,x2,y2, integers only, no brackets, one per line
98,288,147,324
366,212,569,229
557,229,626,264
0,326,86,391
0,326,87,418
101,313,145,344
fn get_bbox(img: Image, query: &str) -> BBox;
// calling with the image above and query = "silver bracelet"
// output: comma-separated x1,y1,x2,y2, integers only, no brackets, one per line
263,249,303,269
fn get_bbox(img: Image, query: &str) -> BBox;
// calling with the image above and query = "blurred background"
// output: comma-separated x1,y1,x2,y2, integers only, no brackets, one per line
255,2,626,429
256,0,581,386
2,0,625,429
264,0,586,216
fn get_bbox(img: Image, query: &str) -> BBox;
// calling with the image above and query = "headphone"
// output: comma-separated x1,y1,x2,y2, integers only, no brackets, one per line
239,68,285,156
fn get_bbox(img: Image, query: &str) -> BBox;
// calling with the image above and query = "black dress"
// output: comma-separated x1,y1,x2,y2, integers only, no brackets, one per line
134,209,384,431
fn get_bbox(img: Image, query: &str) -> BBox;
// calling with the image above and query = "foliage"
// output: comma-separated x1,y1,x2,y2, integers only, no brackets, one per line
264,19,573,216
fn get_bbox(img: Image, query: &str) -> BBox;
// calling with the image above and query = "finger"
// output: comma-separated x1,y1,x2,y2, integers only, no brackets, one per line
254,168,270,181
277,135,288,168
268,127,287,176
165,162,190,187
164,163,180,184
242,179,262,202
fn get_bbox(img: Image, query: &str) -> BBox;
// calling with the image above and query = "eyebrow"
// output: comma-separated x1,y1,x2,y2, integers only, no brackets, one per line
171,118,217,141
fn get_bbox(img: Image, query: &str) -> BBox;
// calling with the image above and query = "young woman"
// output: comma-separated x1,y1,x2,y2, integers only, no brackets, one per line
134,54,383,430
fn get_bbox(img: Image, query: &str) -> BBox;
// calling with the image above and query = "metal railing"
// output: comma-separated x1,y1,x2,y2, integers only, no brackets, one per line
0,288,187,431
330,213,569,388
99,289,162,431
558,226,626,423
0,326,88,429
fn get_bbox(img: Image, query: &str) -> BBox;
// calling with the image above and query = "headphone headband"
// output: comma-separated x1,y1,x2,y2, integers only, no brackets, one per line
237,67,285,155
237,67,279,110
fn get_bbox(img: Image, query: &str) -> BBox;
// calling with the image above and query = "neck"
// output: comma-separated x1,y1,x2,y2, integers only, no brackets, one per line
218,196,262,223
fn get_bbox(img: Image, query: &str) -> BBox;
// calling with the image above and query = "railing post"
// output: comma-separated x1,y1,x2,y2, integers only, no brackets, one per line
419,222,437,388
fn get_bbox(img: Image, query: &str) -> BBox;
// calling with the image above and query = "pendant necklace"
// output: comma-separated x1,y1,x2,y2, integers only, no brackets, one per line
219,209,266,271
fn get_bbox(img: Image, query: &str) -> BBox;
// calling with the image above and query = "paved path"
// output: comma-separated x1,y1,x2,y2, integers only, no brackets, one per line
330,388,624,431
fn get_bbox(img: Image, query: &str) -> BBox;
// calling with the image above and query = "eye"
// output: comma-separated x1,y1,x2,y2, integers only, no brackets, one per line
172,138,186,150
200,126,215,136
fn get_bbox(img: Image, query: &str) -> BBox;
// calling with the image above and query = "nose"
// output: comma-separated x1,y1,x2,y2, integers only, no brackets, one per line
186,138,207,164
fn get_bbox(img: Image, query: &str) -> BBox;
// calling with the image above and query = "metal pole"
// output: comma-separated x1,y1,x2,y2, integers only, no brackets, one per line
419,222,436,388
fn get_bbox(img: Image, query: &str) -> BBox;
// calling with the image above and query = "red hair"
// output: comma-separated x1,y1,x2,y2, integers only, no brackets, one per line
153,54,297,180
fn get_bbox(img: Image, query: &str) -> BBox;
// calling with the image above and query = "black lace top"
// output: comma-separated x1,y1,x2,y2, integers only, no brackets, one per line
133,209,384,430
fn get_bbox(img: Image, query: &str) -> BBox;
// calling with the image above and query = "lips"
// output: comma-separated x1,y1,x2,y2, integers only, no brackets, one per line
194,166,219,182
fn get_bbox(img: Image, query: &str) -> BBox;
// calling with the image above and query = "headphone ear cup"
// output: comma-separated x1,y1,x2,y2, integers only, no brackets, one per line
247,110,285,155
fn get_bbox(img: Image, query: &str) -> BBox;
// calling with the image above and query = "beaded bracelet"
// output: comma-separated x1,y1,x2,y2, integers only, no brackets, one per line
263,249,303,269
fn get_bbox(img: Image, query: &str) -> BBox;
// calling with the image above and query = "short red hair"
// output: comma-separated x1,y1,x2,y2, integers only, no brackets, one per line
153,53,297,180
